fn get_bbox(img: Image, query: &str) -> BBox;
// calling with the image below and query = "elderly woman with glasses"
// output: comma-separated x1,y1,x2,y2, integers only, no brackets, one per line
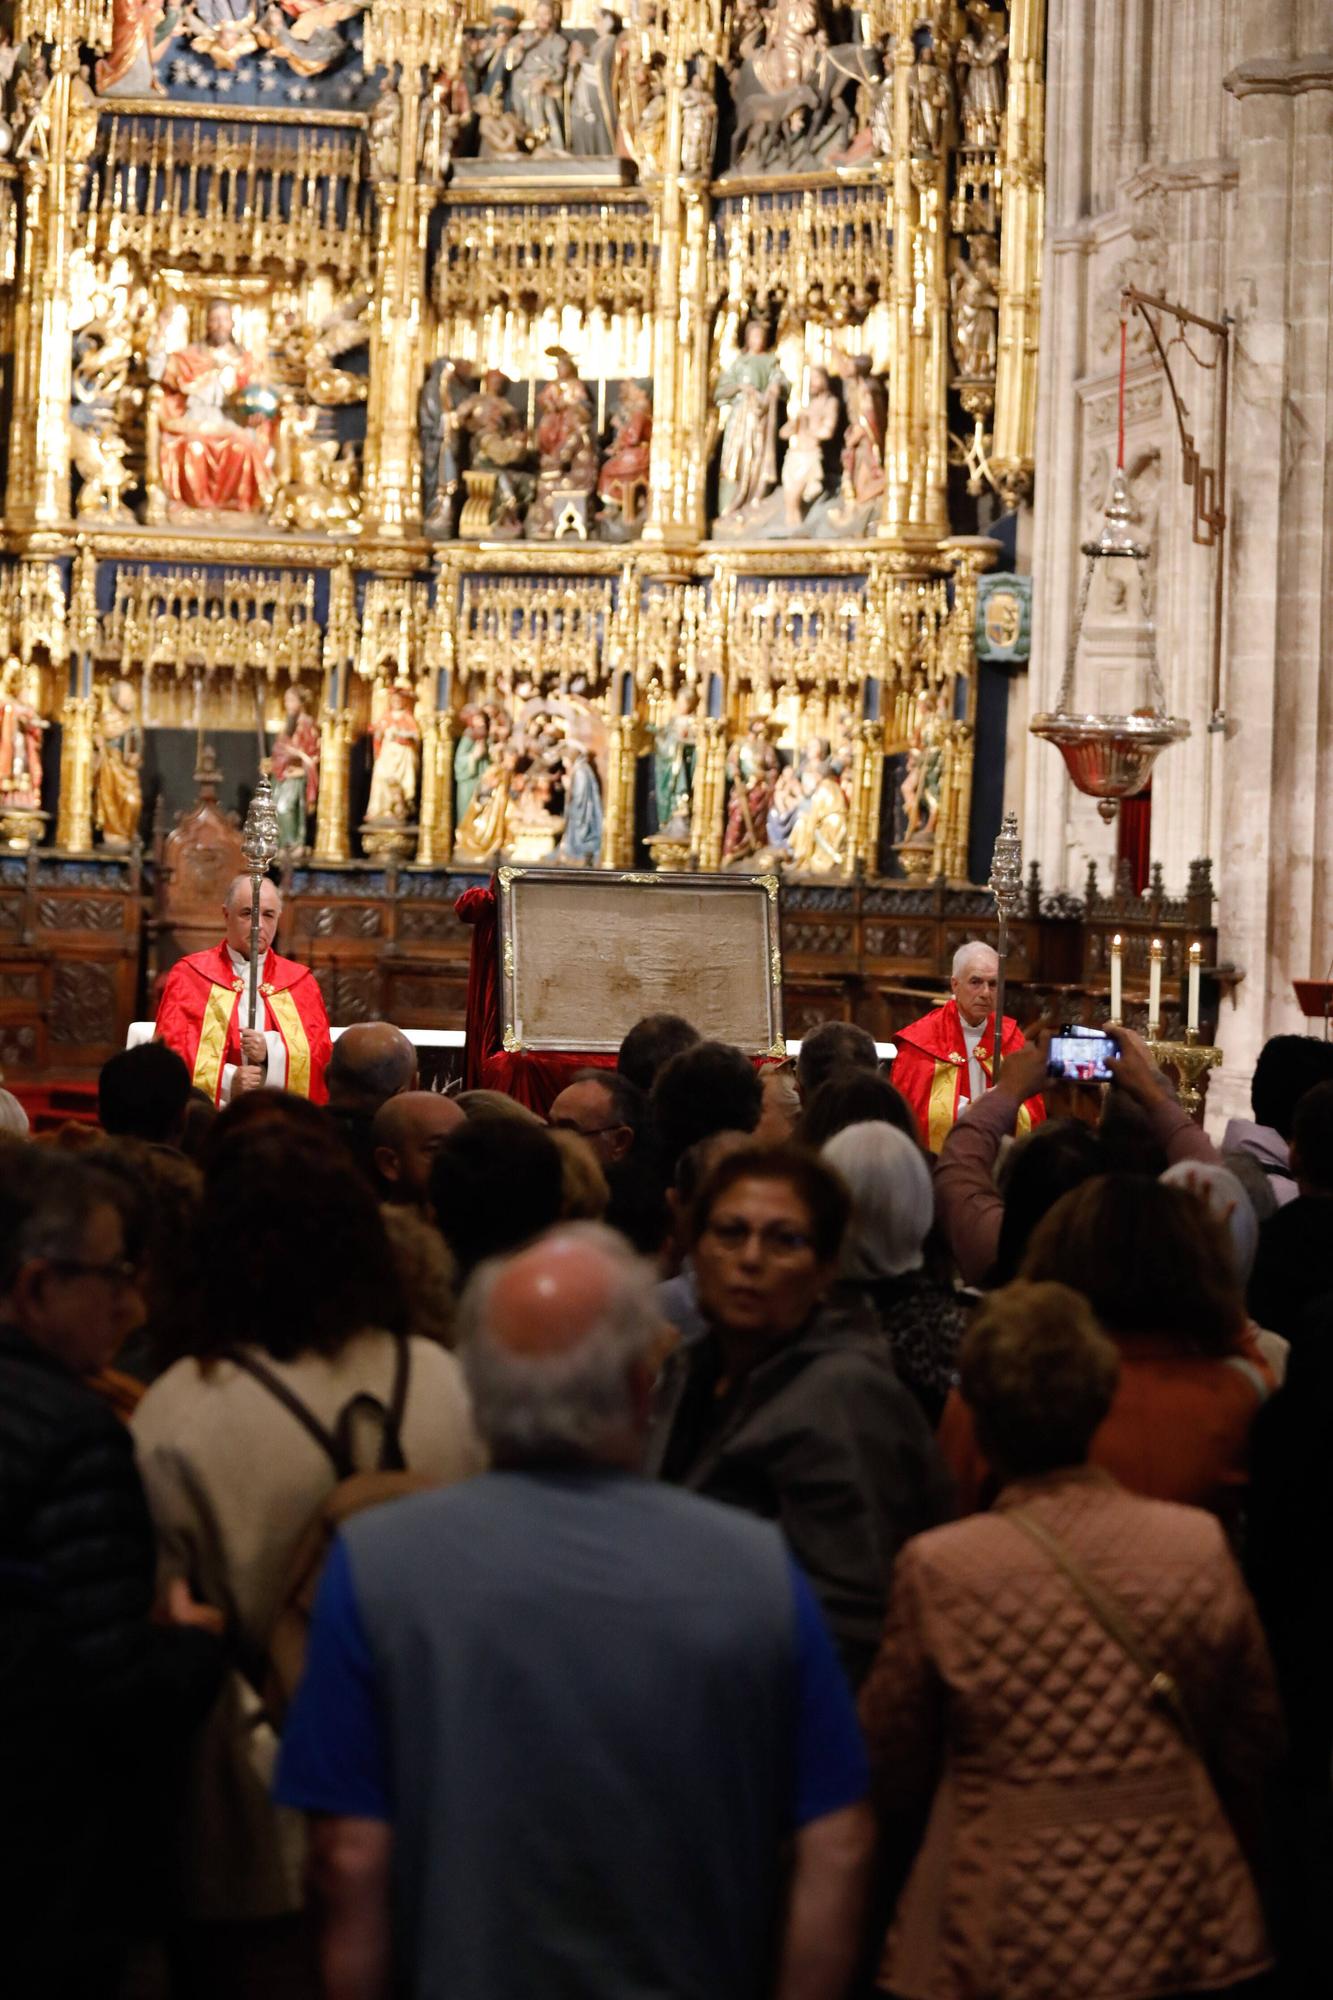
645,1142,952,1687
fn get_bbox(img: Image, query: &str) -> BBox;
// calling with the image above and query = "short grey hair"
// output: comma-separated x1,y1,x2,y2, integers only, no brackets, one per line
952,939,998,980
458,1223,663,1463
225,873,283,910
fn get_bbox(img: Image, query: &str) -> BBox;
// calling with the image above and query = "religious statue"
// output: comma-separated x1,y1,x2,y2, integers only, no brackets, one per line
179,1,260,71
453,707,491,825
727,0,881,172
950,233,1000,379
505,0,571,156
166,0,367,78
809,351,886,536
257,0,371,78
453,751,513,865
714,322,788,524
153,299,277,516
269,406,360,532
97,0,179,97
271,685,321,856
420,66,466,181
419,357,465,535
680,70,717,177
554,743,604,864
568,9,625,157
466,4,520,103
368,71,403,179
777,366,839,532
957,1,1008,147
457,368,533,535
0,659,46,814
71,422,134,522
596,380,652,537
766,763,807,855
93,678,142,851
721,720,779,866
908,44,952,154
621,51,666,174
899,689,948,865
788,759,849,874
526,349,599,539
366,681,421,825
651,687,696,834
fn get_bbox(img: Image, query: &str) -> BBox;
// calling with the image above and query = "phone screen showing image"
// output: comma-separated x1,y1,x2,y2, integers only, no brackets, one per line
1046,1031,1116,1084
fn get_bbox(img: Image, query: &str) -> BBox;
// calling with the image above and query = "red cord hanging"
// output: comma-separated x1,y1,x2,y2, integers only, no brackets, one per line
1116,316,1128,471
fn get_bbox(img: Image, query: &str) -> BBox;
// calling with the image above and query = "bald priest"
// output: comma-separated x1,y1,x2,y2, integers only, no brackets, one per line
155,874,332,1105
892,940,1046,1152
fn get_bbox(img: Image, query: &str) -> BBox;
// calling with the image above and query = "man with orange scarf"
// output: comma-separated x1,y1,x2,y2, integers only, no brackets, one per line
891,939,1045,1153
155,874,331,1106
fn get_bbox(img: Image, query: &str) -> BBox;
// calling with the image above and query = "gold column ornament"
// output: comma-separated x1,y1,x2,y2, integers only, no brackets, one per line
313,698,352,864
694,716,727,871
416,706,455,868
600,715,642,870
848,718,886,878
8,33,102,529
991,0,1046,504
879,17,914,537
643,6,688,546
55,697,95,853
360,3,457,538
314,567,357,865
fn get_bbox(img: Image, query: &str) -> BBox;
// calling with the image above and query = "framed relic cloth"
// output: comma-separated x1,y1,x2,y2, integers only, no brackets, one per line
497,867,784,1056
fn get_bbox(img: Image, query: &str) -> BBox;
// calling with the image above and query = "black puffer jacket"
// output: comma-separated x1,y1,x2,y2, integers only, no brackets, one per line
0,1326,220,1985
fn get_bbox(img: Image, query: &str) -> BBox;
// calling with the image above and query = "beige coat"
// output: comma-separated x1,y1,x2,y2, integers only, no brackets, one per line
133,1332,483,1920
860,1468,1282,2000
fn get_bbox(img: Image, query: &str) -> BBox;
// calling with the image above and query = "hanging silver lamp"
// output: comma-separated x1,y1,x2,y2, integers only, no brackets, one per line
1031,319,1191,822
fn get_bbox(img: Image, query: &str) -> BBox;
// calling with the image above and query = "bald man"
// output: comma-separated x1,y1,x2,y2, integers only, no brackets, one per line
891,938,1045,1151
278,1225,874,2000
372,1090,465,1208
153,874,332,1105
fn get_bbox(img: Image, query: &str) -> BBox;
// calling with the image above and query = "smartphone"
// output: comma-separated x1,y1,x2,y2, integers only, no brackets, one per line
1046,1026,1117,1084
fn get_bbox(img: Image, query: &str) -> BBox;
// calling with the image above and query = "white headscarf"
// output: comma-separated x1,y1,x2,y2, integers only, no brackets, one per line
1160,1160,1259,1283
822,1121,934,1280
0,1088,29,1137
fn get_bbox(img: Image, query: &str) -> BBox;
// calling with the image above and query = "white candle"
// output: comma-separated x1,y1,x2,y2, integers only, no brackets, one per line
1148,938,1163,1035
1110,934,1123,1023
1188,942,1202,1033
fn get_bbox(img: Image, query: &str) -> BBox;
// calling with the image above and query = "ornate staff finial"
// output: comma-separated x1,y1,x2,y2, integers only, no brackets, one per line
240,774,281,1033
987,811,1024,1088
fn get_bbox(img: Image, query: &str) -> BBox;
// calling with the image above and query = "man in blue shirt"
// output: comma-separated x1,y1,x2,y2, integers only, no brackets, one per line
277,1223,873,2000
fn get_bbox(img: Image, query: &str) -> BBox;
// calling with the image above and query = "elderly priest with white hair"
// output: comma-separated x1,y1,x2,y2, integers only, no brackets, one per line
154,873,332,1105
891,939,1045,1152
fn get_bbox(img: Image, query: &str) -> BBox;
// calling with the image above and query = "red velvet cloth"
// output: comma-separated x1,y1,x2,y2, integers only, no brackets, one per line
479,1049,620,1116
1117,785,1152,895
455,883,500,1089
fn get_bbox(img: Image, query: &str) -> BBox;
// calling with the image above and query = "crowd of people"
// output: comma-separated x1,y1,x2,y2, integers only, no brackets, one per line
3,951,1333,2000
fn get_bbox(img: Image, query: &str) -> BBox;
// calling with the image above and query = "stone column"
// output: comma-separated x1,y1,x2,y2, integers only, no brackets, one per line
1213,15,1333,1121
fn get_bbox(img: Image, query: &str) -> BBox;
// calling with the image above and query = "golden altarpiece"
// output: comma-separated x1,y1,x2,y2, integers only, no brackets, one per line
0,0,1061,1069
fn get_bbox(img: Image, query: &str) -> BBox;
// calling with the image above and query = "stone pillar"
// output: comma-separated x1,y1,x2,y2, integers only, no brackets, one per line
1213,17,1333,1121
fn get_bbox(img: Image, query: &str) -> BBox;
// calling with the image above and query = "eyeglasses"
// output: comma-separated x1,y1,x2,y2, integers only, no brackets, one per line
548,1119,623,1140
48,1257,139,1289
704,1218,813,1258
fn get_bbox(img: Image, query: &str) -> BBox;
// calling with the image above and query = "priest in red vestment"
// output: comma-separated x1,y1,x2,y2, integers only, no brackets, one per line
892,940,1046,1152
155,874,331,1106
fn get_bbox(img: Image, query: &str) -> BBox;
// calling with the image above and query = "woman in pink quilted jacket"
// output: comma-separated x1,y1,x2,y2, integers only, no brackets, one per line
861,1281,1282,2000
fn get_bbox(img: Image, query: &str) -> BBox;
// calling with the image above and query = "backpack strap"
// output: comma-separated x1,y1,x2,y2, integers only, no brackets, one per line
331,1335,412,1475
228,1349,354,1480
